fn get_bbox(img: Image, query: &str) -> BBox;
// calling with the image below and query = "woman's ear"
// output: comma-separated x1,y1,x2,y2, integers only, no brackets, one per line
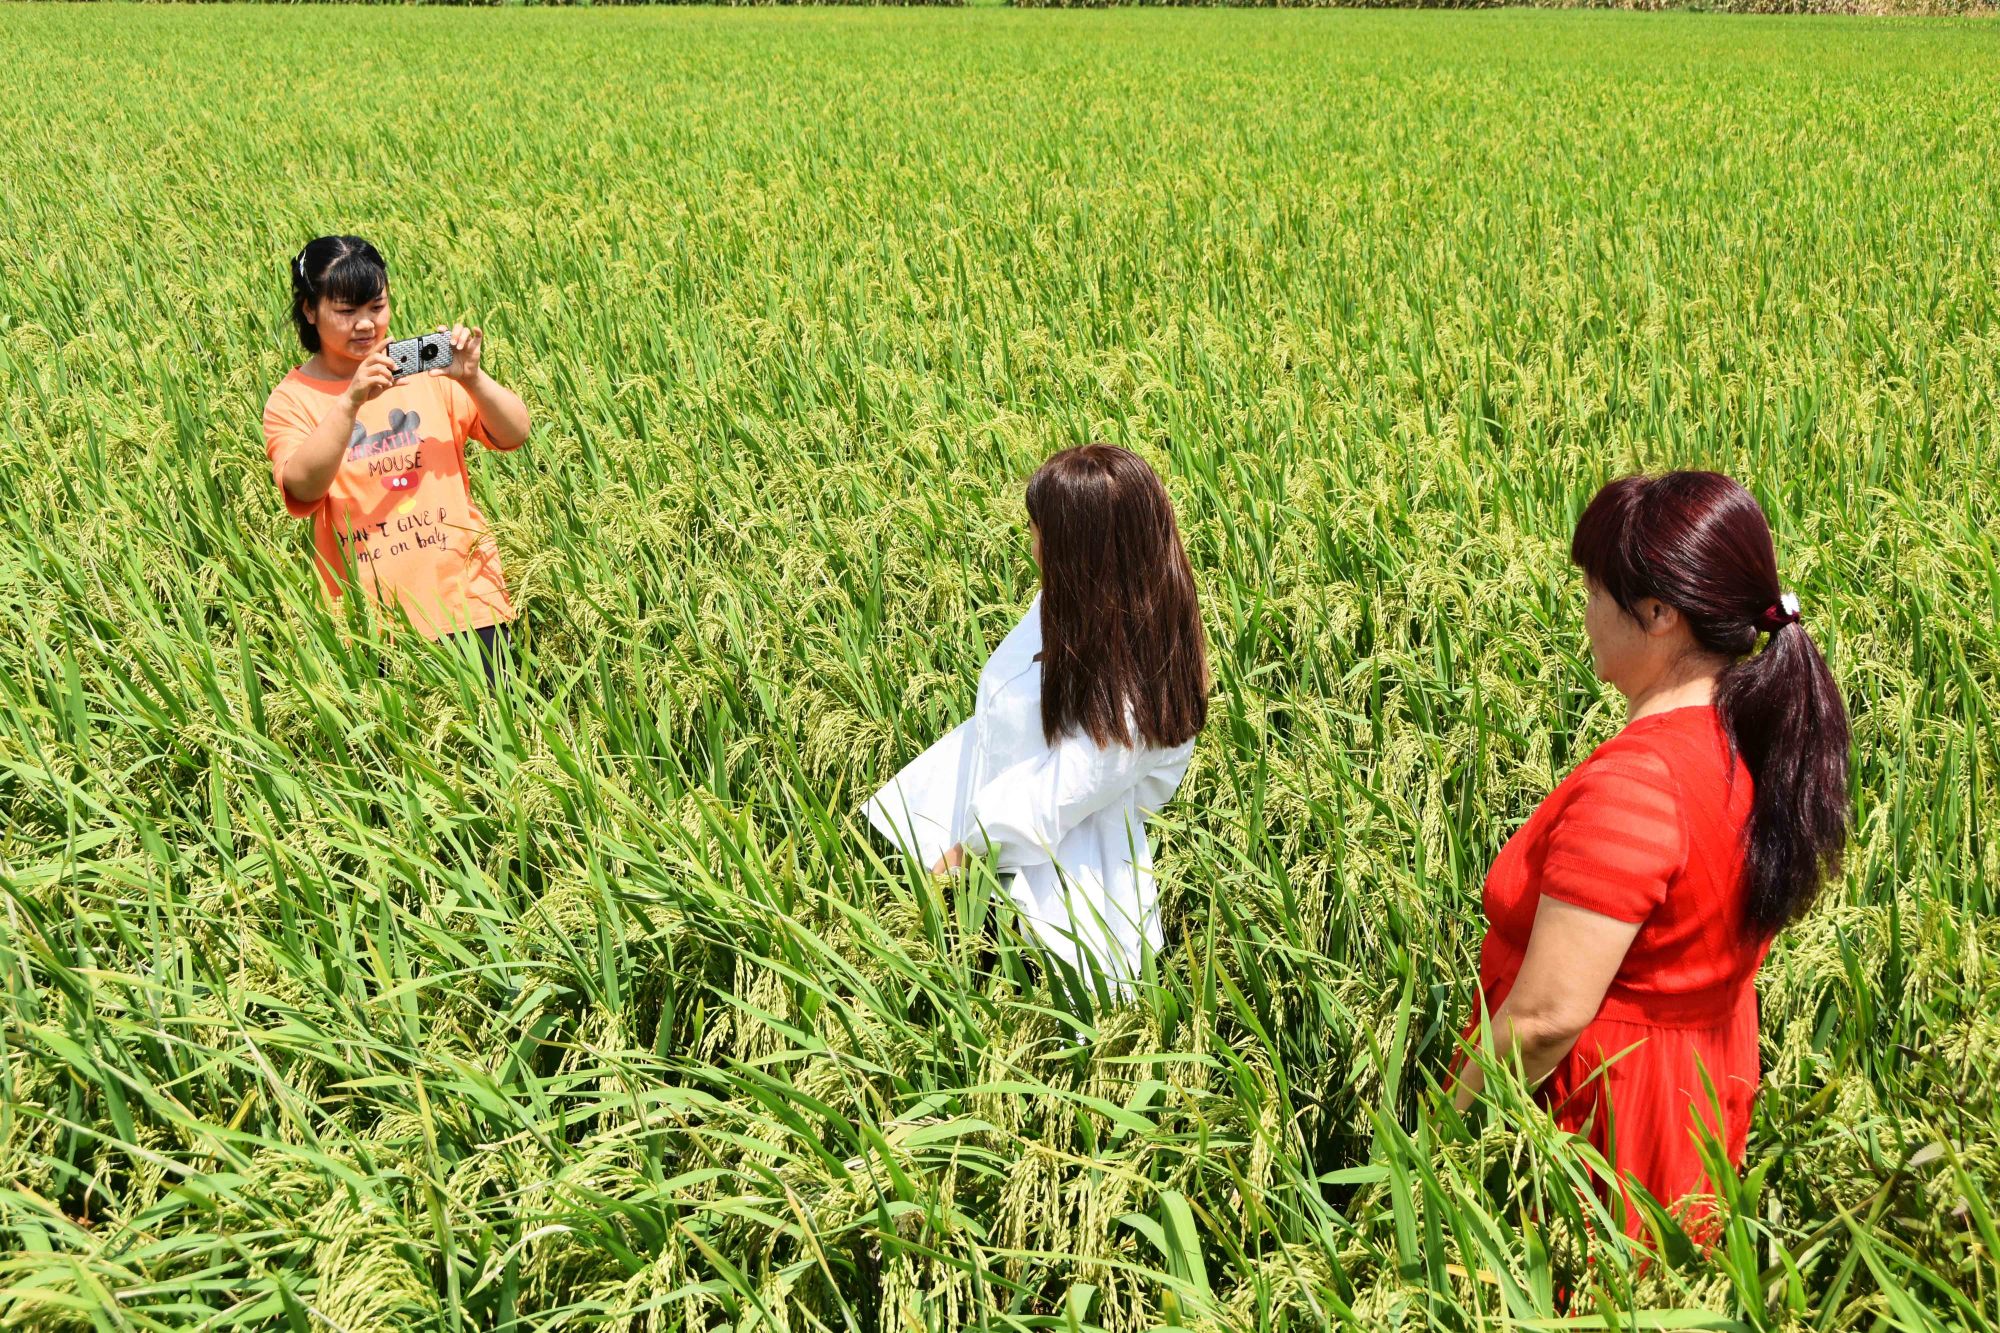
1638,598,1681,638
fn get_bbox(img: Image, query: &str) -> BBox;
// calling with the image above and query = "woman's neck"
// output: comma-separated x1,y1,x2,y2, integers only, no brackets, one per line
305,350,359,381
1625,661,1723,724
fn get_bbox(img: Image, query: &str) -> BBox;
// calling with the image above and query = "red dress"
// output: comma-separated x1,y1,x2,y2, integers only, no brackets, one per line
1475,705,1764,1239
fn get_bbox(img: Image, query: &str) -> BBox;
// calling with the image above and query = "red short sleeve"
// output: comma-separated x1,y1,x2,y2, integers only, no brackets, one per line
1540,752,1686,924
262,386,322,519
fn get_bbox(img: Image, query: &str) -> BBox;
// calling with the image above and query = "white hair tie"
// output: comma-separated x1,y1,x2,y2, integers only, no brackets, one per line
1759,592,1802,633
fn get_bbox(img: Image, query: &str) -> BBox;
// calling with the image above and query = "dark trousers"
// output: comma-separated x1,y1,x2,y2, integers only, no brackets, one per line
445,622,514,687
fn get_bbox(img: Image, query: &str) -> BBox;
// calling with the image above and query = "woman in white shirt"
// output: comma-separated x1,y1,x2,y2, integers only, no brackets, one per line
867,444,1209,994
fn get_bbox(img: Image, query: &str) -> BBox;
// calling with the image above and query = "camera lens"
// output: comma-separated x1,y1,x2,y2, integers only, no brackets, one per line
421,343,438,360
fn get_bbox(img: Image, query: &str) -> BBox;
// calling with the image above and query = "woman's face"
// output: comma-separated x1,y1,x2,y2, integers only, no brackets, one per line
1583,576,1673,696
308,286,390,365
1030,520,1043,573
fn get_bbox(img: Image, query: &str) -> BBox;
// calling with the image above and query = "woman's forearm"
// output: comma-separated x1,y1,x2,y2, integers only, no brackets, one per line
1452,898,1637,1114
1509,1014,1582,1088
282,396,361,505
1450,1003,1583,1112
464,370,530,449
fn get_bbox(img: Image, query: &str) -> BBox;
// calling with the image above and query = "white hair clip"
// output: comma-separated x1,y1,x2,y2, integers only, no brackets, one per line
1760,591,1803,633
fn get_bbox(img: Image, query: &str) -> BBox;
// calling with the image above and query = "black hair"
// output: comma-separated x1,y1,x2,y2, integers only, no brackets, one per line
289,236,389,353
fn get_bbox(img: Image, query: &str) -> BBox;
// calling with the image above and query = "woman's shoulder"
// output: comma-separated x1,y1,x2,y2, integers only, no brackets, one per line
988,594,1042,663
1603,705,1738,790
262,367,332,435
1565,717,1687,807
265,364,337,408
1588,705,1722,763
275,360,342,388
976,595,1044,705
1558,706,1747,831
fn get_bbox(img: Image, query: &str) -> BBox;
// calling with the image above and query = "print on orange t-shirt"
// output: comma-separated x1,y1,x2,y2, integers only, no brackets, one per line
262,368,518,640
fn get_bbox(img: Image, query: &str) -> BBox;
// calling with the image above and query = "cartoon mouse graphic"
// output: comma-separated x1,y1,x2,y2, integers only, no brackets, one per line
348,410,426,493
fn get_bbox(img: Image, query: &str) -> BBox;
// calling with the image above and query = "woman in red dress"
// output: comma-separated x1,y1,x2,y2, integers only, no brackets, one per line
1452,472,1852,1241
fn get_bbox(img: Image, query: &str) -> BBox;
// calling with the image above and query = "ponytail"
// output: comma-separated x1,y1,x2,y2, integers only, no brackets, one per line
1718,612,1852,932
1572,473,1852,938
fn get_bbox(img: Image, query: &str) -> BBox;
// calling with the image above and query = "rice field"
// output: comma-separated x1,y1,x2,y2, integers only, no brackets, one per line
3,4,1999,1329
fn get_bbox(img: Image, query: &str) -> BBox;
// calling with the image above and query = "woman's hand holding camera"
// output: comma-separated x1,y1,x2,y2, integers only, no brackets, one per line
344,349,397,411
435,321,530,450
434,324,483,384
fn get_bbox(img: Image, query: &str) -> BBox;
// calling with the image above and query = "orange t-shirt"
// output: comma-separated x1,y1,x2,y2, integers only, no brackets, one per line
262,367,518,639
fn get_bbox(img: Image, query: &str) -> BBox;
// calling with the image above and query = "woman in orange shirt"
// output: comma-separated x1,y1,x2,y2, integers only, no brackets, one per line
1453,472,1851,1241
262,235,532,676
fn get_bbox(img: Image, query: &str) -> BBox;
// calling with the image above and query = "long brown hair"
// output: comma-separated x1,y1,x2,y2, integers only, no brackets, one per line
1570,472,1851,936
1025,445,1208,749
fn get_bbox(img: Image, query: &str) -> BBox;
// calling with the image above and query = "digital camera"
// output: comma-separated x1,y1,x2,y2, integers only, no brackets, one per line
385,332,453,379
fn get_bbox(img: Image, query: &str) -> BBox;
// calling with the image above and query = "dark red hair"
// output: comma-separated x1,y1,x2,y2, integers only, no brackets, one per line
1025,445,1208,750
1570,472,1851,935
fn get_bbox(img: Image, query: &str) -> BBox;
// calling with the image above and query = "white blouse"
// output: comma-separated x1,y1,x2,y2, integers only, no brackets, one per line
866,594,1195,988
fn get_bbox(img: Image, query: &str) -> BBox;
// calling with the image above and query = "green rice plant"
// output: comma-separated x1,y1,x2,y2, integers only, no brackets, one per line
2,5,1998,1330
